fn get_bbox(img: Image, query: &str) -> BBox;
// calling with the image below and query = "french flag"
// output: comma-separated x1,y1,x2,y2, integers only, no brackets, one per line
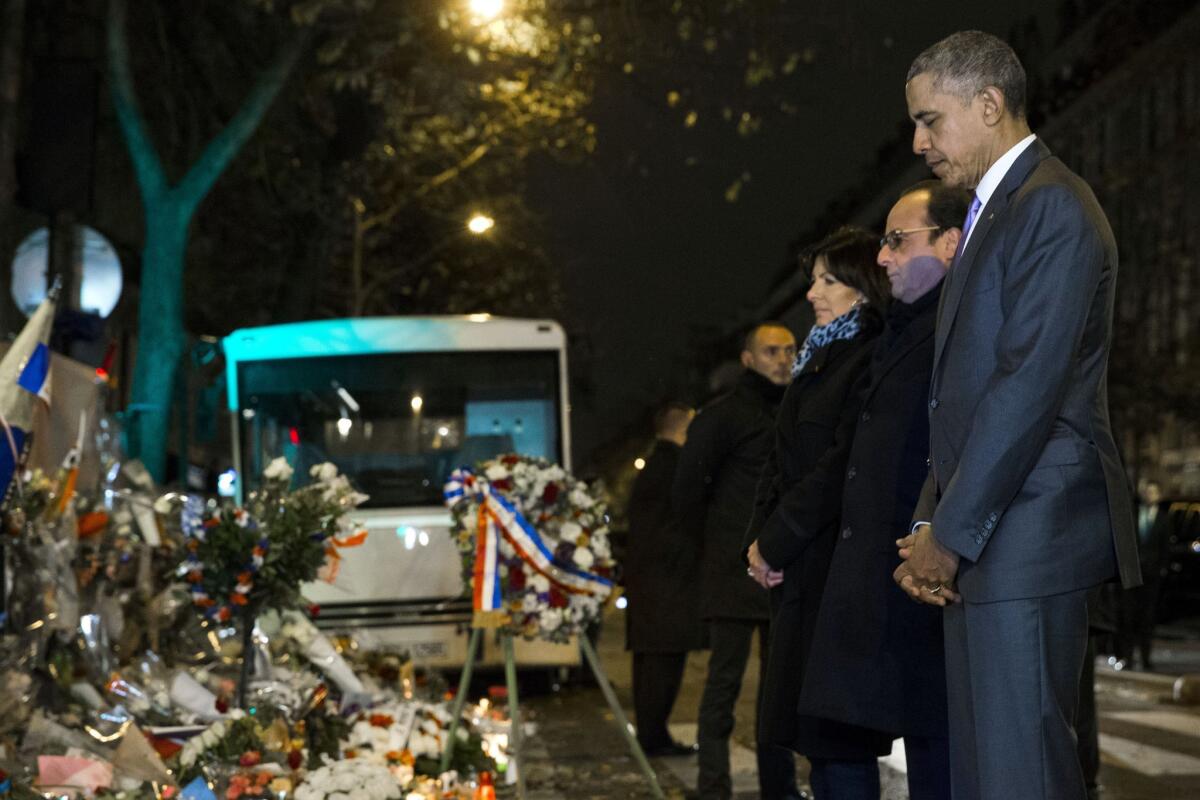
0,289,58,503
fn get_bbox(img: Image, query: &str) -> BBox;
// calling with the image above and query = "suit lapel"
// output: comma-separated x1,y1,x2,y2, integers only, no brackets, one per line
933,138,1051,372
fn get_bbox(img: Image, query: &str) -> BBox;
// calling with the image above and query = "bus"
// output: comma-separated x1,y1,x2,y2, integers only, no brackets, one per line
222,315,579,667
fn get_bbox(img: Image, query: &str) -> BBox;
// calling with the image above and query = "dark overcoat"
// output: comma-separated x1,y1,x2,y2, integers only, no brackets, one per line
625,440,707,653
798,287,949,740
747,329,892,759
672,370,783,621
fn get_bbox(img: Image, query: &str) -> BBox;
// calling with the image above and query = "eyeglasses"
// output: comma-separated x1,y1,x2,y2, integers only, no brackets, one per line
880,226,940,251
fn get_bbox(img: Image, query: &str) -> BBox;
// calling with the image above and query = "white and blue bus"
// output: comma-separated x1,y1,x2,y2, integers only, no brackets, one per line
223,315,579,667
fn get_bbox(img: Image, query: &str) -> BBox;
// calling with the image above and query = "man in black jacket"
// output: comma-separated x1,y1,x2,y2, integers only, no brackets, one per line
798,182,969,798
673,323,800,800
626,401,706,757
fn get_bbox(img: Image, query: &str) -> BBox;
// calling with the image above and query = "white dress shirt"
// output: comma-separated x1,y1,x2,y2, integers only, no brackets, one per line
960,133,1037,251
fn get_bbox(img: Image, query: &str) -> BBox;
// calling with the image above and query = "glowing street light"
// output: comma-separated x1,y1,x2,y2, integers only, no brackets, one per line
411,394,424,413
634,457,646,471
468,0,504,22
467,213,495,235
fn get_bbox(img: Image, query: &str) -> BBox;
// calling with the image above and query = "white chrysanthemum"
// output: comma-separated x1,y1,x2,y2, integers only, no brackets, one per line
485,464,510,481
531,574,550,593
569,487,595,508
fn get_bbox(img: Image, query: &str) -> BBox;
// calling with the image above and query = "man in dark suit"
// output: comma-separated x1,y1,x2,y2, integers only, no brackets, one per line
625,401,705,757
799,181,969,799
673,323,801,800
893,31,1141,800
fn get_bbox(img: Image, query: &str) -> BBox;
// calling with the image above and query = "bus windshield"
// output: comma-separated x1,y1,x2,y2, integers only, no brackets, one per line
235,349,562,507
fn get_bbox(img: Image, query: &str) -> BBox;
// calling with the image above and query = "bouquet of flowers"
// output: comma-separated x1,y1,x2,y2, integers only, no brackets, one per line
179,459,368,623
444,454,615,642
294,760,401,800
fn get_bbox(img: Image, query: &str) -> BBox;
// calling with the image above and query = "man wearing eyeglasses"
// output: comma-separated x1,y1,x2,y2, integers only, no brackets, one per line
793,181,968,799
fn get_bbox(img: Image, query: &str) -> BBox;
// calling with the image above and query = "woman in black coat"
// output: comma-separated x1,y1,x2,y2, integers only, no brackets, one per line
744,227,892,799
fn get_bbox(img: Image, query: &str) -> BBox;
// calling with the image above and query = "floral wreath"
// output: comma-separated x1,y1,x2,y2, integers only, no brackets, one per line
444,454,615,642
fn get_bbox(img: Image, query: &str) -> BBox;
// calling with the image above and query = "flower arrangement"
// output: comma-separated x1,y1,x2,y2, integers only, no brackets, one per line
179,459,368,622
293,760,402,800
444,454,615,642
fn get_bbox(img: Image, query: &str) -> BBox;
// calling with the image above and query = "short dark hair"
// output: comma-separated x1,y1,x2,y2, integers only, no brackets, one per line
801,226,891,325
900,180,973,243
653,401,693,437
907,31,1027,119
742,321,792,352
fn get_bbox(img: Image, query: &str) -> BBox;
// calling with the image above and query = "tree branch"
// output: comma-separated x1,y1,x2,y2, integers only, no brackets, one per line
175,24,311,211
106,0,167,199
361,141,491,232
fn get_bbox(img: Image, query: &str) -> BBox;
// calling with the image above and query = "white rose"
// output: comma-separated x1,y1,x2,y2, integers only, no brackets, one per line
522,594,540,613
264,457,294,482
484,463,510,481
560,521,583,540
311,462,339,483
531,574,550,593
572,547,595,569
569,487,595,508
540,608,563,632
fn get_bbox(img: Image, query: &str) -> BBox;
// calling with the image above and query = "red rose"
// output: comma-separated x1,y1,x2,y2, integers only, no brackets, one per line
542,483,559,504
508,567,526,590
308,604,321,618
239,751,262,767
502,455,520,466
549,588,569,608
215,697,229,713
287,749,303,770
491,478,512,492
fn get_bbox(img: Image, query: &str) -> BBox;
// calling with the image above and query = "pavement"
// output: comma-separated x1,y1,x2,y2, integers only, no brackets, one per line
495,609,1200,799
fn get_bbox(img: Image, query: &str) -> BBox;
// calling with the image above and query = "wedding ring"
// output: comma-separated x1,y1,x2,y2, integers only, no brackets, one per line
926,583,943,595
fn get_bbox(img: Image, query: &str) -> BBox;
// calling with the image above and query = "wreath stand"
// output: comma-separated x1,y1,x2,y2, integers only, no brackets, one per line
440,625,665,800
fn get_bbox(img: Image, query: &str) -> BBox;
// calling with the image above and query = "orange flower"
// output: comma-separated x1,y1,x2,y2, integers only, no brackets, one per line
186,571,203,583
230,593,249,606
196,597,217,608
217,607,232,622
369,713,395,728
187,540,200,552
343,748,357,759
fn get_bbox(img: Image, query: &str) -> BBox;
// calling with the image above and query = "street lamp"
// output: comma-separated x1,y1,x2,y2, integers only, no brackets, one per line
468,0,504,22
467,213,495,235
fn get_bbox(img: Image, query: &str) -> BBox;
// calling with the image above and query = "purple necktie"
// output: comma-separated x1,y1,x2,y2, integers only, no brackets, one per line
954,194,982,260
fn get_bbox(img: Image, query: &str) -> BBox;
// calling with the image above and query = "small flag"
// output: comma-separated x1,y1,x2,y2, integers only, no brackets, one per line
0,284,59,505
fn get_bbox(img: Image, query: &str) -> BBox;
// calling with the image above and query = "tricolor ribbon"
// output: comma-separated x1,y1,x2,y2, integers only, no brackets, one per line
445,467,613,628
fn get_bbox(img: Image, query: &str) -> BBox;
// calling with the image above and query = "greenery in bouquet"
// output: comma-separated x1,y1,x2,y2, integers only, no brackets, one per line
179,459,368,622
445,454,615,642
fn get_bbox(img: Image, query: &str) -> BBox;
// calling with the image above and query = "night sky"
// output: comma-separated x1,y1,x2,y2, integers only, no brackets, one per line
532,1,1059,465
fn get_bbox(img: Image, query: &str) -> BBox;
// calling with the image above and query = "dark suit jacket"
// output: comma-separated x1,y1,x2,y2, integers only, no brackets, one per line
625,440,707,653
672,370,783,621
914,138,1140,602
747,331,891,758
800,286,948,739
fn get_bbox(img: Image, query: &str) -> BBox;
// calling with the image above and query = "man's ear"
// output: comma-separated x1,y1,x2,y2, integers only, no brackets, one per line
978,86,1006,127
938,228,962,263
740,351,754,368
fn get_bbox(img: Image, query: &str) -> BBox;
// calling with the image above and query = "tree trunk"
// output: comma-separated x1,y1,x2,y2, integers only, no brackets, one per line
106,0,308,482
128,199,187,481
0,0,27,334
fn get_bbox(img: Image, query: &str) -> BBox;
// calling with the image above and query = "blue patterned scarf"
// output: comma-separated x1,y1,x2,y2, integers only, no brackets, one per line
793,305,863,376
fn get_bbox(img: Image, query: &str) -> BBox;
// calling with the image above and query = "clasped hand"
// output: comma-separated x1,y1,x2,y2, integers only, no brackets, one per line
746,540,783,589
893,524,961,606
